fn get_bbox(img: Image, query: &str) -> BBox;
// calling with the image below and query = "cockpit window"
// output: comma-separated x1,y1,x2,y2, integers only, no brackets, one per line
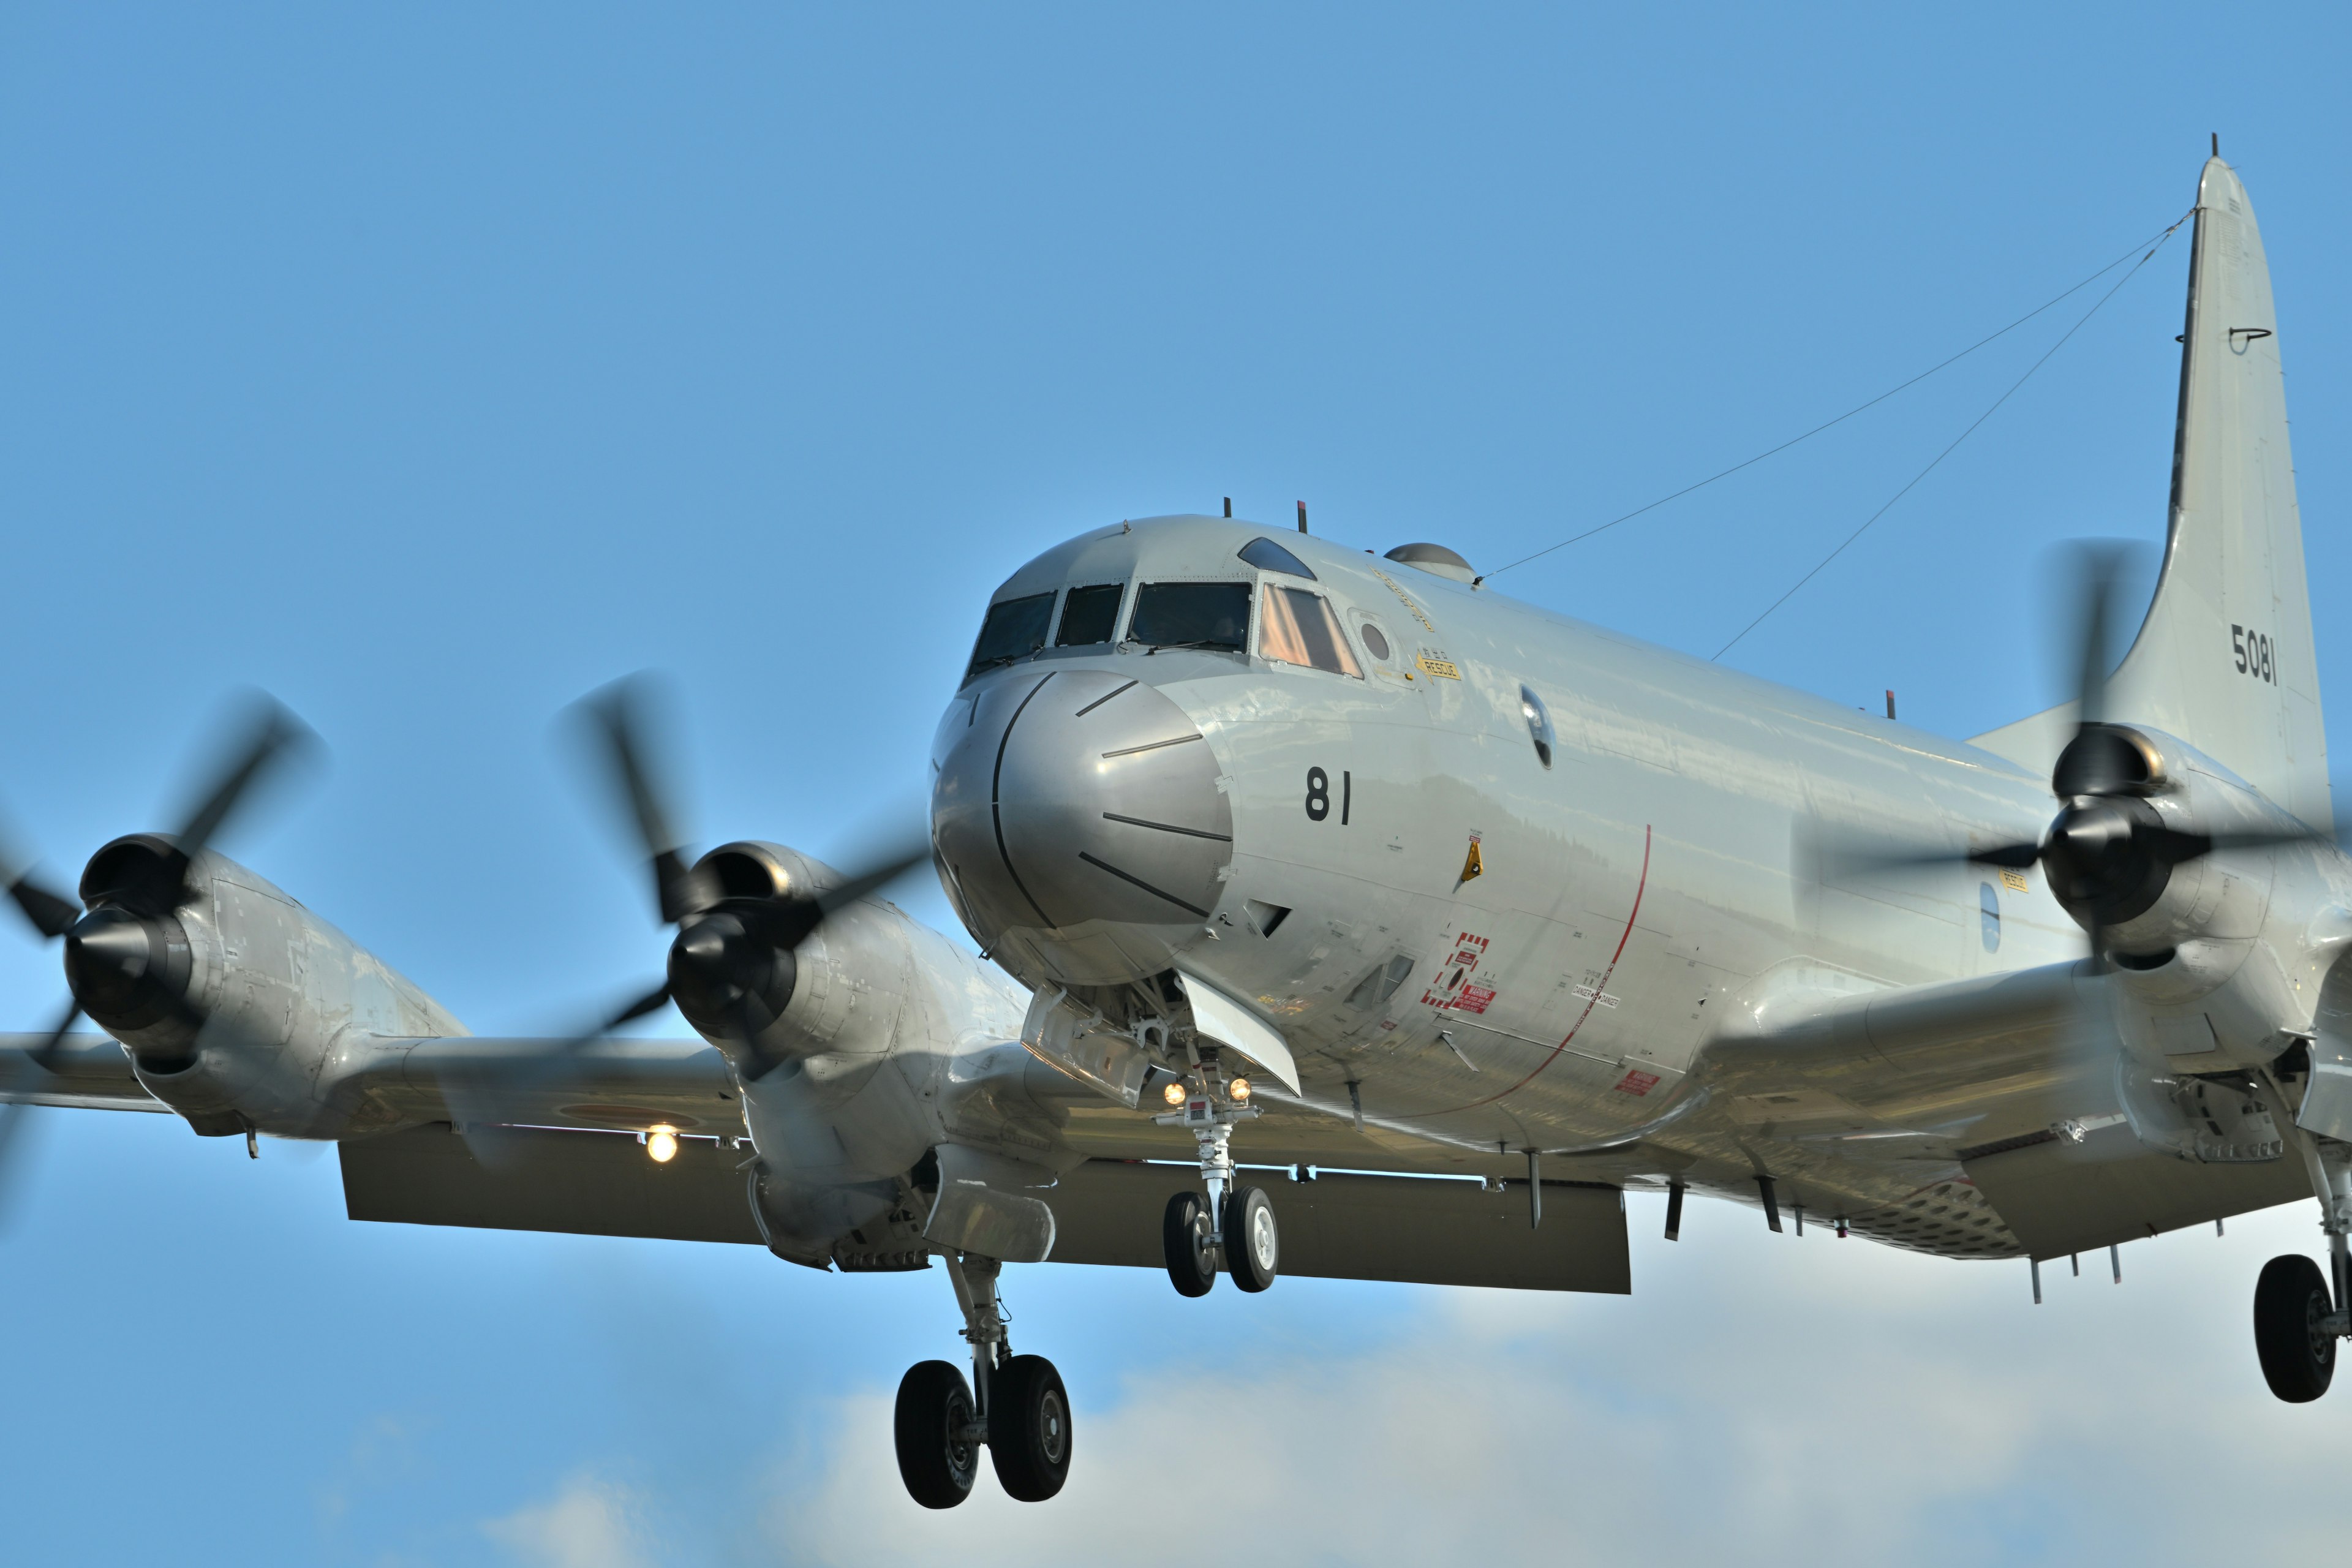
1130,581,1251,652
1238,537,1317,579
1055,583,1125,646
1259,586,1363,677
965,591,1055,680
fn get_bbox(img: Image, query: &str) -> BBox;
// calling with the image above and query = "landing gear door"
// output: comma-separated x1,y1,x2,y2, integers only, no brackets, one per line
2301,949,2352,1143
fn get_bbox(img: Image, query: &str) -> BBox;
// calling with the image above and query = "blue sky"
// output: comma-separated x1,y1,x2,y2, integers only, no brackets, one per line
2,4,2349,1562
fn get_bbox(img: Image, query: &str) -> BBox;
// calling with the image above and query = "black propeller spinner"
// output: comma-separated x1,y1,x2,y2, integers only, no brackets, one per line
1,696,314,1071
568,677,927,1079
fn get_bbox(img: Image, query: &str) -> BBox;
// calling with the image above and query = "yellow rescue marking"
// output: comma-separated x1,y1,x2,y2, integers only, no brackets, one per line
2000,868,2029,892
1417,654,1461,680
1367,567,1438,633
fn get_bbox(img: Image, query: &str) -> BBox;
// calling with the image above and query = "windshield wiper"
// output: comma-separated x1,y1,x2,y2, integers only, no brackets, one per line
1145,639,1244,654
967,651,1036,675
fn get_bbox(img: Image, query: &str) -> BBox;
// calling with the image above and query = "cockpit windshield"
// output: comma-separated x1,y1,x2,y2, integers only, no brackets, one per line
1130,581,1251,652
965,590,1055,680
1055,583,1125,646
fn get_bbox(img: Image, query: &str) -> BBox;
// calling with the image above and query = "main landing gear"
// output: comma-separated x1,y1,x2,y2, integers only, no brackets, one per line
1155,1063,1280,1297
2255,1123,2352,1403
894,1251,1071,1508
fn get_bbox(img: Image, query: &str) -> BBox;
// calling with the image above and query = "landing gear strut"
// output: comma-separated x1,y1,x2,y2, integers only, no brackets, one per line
893,1251,1071,1508
1154,1060,1279,1295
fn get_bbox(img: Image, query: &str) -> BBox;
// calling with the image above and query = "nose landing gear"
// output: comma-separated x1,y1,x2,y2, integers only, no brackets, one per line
1155,1068,1280,1295
894,1251,1072,1508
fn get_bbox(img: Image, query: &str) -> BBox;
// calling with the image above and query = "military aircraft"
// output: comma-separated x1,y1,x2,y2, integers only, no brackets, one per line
4,149,2346,1510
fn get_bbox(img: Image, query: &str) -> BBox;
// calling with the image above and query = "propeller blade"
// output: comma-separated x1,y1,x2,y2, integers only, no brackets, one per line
1801,824,2045,885
27,997,81,1073
811,842,933,923
728,994,786,1082
2198,822,2346,855
0,799,80,940
572,676,709,925
604,981,674,1028
2052,543,2150,799
168,694,317,878
2066,543,2130,733
6,875,78,941
744,840,935,952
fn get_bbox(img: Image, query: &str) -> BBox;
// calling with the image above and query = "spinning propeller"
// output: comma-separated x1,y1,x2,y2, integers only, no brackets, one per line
0,695,315,1198
0,695,315,1065
562,676,929,1079
1842,543,2333,963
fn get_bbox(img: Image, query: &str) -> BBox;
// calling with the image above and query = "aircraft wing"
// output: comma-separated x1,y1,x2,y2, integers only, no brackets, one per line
1698,960,2101,1136
364,1035,746,1139
342,1037,1630,1291
1696,961,2313,1256
0,1034,168,1114
0,1032,748,1133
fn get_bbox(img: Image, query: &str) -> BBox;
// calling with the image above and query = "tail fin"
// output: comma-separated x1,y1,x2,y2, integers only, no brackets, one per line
1973,154,2331,826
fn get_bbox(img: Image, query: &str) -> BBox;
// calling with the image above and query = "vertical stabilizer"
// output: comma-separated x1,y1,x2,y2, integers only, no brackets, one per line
1973,156,2329,826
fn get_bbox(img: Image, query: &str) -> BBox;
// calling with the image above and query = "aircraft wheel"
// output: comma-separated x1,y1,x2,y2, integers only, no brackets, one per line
2253,1254,2337,1403
894,1359,980,1508
1163,1191,1217,1297
989,1354,1073,1502
1224,1185,1279,1293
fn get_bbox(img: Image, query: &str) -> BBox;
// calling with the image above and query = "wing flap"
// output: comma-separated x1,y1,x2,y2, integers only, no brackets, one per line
341,1122,762,1245
1967,1126,2310,1259
1043,1159,1629,1292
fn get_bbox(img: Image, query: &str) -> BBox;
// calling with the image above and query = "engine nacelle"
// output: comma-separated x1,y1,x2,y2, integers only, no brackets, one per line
2081,733,2352,1068
669,840,916,1068
76,835,464,1137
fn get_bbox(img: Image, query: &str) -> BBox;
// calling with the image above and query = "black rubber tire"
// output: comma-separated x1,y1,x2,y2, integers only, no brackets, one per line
989,1354,1074,1502
2254,1254,2337,1403
1224,1185,1279,1293
894,1360,980,1508
1163,1190,1216,1297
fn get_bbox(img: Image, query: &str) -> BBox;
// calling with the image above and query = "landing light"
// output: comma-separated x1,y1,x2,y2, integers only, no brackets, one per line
646,1126,679,1163
1163,1080,1187,1107
1229,1077,1251,1102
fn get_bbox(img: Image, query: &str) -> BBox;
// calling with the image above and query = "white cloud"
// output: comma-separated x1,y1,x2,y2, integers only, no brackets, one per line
777,1195,2352,1566
484,1472,650,1568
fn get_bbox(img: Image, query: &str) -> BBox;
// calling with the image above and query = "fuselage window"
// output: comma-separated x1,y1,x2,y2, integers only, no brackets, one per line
1130,581,1252,653
1979,882,2001,952
1520,684,1556,769
1359,621,1392,662
1055,582,1125,646
1260,586,1363,677
1238,537,1317,579
965,590,1056,681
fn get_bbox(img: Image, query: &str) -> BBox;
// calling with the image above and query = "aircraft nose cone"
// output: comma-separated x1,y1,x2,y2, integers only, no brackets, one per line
932,668,1232,985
